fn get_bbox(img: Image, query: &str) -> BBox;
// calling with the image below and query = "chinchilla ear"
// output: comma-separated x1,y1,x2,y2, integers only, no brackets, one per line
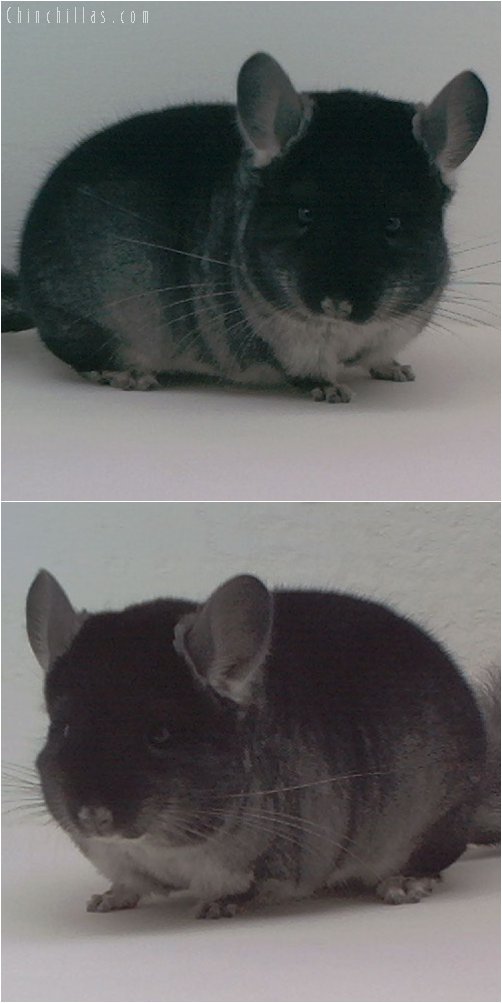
26,569,86,672
412,71,488,173
174,575,273,705
237,52,310,167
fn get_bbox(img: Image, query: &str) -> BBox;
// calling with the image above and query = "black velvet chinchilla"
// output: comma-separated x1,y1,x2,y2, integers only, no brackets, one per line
7,53,488,403
27,570,500,919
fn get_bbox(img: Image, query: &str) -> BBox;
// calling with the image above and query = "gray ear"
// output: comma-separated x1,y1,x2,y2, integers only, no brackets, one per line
237,52,310,167
413,71,488,173
174,575,273,705
26,570,86,672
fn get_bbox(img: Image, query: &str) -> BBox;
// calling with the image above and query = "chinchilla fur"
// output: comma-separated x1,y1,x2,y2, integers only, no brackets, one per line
26,570,500,919
5,53,488,402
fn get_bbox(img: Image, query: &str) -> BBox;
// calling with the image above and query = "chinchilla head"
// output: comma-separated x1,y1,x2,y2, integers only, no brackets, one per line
27,571,272,846
235,53,488,324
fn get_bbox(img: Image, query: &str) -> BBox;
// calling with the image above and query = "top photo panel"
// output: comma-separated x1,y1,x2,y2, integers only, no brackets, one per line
2,1,500,501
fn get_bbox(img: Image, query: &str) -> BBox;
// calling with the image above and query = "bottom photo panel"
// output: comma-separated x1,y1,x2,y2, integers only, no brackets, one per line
3,501,500,1003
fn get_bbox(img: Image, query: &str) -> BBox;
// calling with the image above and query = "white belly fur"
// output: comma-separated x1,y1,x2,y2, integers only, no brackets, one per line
86,834,253,901
262,311,422,382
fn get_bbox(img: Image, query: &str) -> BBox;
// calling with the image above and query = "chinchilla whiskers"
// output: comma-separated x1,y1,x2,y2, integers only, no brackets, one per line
451,259,500,275
161,304,246,359
452,240,500,256
3,770,39,781
192,803,339,848
239,807,383,877
231,296,294,366
2,767,46,812
421,319,459,337
2,786,45,805
152,302,243,336
2,785,44,801
449,280,500,287
222,307,281,368
443,290,500,310
445,304,500,322
104,280,236,310
140,293,240,345
2,792,52,824
450,230,499,247
2,765,42,790
3,803,49,820
406,299,497,332
185,805,383,878
234,770,392,800
226,312,271,361
154,809,228,844
187,806,309,854
186,769,391,803
78,186,241,272
77,186,162,228
387,306,459,338
158,289,237,313
157,293,285,365
446,287,498,302
112,233,242,272
44,285,236,347
434,306,497,329
94,304,220,365
167,817,213,843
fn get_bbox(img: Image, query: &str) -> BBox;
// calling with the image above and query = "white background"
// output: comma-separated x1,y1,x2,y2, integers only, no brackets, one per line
3,501,500,1001
2,1,500,501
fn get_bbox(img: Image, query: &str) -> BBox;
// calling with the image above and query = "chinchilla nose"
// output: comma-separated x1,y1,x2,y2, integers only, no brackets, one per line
321,296,353,320
78,805,114,836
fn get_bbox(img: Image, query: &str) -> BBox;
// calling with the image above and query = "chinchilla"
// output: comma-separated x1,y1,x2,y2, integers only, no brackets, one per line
26,570,499,919
3,53,488,402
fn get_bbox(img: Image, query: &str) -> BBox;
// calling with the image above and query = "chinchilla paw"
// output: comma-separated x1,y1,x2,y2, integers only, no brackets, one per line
376,874,440,905
81,369,160,391
369,361,415,382
86,886,140,912
196,898,242,920
312,383,353,404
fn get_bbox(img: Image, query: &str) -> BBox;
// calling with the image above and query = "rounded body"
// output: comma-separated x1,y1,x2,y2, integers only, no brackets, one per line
31,581,489,913
20,86,453,397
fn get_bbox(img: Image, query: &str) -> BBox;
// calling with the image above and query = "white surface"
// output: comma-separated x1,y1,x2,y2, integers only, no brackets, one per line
3,503,500,1001
2,1,500,502
2,322,500,501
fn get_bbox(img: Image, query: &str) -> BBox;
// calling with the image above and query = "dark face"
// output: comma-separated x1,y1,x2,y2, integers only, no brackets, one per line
241,92,451,323
36,602,240,843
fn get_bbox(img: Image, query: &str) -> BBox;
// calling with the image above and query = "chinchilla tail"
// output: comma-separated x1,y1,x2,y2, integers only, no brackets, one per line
469,664,500,845
2,270,33,331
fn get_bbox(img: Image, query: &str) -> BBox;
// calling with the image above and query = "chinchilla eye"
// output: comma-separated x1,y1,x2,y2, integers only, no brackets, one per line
297,207,313,225
385,217,402,234
147,723,171,751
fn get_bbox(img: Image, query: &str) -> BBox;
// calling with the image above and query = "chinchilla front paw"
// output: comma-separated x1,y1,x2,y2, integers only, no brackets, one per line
86,885,141,912
312,383,353,403
81,369,161,391
196,898,242,920
196,884,258,920
369,361,415,382
376,874,440,904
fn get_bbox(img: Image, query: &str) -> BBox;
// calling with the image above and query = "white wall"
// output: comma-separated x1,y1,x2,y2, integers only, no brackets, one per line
3,501,499,765
2,0,500,267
